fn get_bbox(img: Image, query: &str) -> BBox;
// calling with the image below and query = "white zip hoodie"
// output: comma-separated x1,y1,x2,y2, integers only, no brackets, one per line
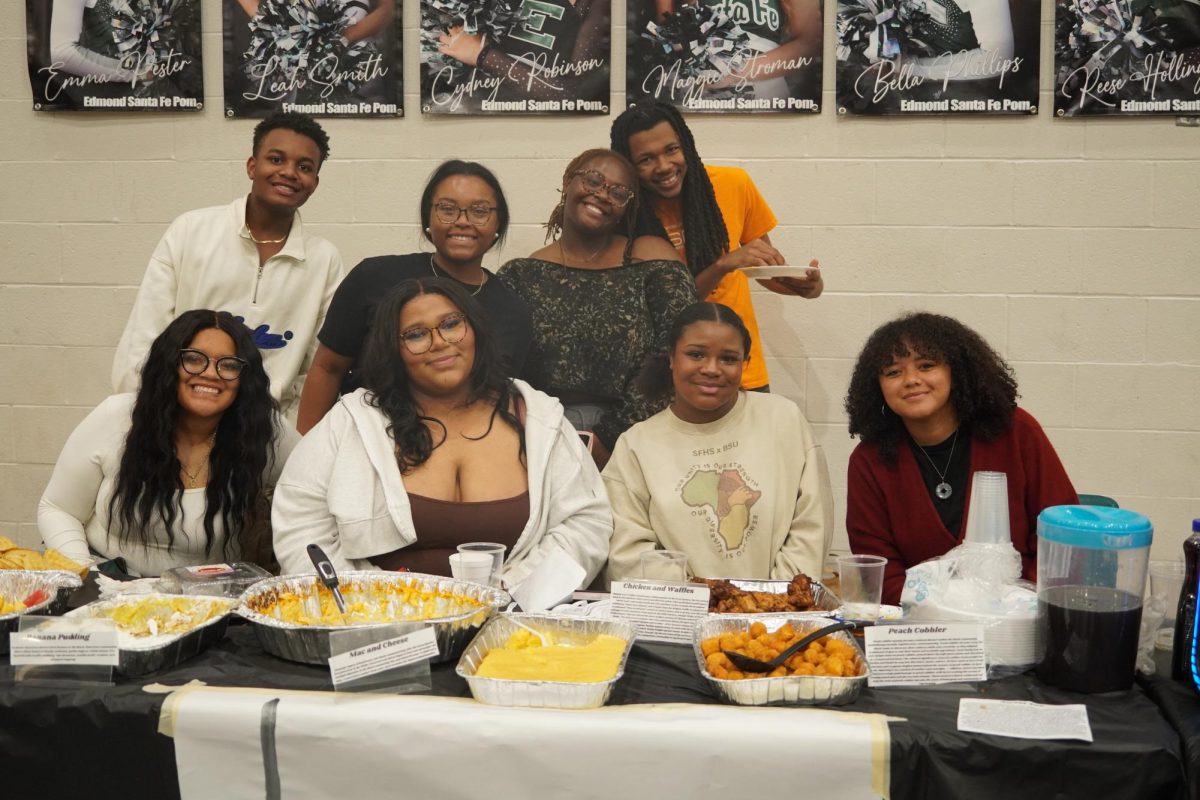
272,381,612,588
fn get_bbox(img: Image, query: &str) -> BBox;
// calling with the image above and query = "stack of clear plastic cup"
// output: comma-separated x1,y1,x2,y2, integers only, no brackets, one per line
964,471,1011,545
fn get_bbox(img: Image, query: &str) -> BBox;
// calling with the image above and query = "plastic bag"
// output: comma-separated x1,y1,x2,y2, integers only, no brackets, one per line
901,541,1039,678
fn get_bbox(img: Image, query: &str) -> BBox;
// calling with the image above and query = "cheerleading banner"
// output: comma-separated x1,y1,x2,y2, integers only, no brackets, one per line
625,0,823,112
1054,0,1200,115
420,0,611,114
835,0,1040,114
223,0,402,117
26,0,204,112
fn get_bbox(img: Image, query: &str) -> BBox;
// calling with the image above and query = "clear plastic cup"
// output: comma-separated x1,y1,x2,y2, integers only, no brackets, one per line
836,554,887,621
457,543,505,588
964,471,1012,546
639,550,689,583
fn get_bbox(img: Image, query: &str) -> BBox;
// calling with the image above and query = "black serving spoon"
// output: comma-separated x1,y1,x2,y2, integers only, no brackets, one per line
723,620,858,674
307,543,348,616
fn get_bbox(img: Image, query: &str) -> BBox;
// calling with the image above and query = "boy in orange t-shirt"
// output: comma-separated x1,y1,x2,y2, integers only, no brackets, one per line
611,101,822,391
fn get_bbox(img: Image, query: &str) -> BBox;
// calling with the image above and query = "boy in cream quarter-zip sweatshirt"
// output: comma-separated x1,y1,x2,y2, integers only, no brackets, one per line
111,114,343,419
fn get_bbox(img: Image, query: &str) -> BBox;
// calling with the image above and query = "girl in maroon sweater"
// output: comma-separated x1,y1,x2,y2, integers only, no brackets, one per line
844,313,1077,605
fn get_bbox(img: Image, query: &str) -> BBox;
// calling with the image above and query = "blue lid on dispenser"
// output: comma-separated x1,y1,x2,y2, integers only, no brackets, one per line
1037,506,1153,550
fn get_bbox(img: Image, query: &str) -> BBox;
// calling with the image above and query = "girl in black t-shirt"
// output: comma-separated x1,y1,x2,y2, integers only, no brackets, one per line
296,160,532,433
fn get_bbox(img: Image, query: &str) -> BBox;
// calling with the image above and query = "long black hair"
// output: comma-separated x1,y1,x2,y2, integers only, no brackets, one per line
845,312,1019,462
359,277,525,472
610,100,730,278
108,310,278,558
545,148,640,266
419,159,511,246
638,302,752,402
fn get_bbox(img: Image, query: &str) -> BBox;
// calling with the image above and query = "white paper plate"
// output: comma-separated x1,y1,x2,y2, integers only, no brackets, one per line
740,265,818,280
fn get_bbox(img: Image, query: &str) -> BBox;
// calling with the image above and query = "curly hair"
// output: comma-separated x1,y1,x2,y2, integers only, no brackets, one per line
252,111,330,165
638,302,751,402
359,277,525,473
544,148,640,266
419,159,511,246
108,310,279,559
845,312,1019,462
610,100,730,278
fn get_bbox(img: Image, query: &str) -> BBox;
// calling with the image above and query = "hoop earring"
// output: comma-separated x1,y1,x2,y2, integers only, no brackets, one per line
881,403,888,416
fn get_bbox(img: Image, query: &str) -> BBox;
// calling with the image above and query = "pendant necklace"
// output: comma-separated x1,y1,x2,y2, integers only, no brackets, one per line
430,254,485,296
179,433,216,489
915,429,958,501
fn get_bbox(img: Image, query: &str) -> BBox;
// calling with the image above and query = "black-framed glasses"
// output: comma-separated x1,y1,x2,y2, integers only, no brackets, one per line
432,201,497,226
572,169,635,208
179,349,247,381
399,313,470,355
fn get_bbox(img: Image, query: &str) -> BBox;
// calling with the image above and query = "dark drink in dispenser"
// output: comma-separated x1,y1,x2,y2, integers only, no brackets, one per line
1036,506,1152,694
1038,586,1143,693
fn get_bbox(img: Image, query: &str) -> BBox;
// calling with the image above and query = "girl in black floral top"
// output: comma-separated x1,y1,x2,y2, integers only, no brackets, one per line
498,148,695,466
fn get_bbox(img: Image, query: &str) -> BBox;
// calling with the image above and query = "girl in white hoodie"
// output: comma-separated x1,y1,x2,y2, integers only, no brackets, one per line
272,277,612,590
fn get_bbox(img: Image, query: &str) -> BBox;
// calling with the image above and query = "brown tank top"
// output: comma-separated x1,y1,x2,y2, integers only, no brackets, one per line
370,491,530,575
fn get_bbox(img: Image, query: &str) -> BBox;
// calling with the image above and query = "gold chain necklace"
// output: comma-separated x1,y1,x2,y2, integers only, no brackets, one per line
558,239,608,267
430,254,486,296
246,225,288,245
178,433,217,488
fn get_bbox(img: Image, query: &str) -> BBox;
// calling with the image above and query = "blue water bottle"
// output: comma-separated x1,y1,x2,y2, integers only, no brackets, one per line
1172,519,1200,690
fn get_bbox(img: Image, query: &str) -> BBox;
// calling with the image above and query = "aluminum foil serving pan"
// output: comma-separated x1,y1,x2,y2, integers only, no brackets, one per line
694,614,868,706
703,577,842,616
238,572,510,666
457,614,637,709
63,593,235,676
0,570,82,655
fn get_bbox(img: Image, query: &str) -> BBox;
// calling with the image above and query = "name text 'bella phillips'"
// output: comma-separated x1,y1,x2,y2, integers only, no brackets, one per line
39,49,191,103
428,51,604,112
853,49,1023,104
242,53,389,102
642,54,814,106
1059,50,1200,111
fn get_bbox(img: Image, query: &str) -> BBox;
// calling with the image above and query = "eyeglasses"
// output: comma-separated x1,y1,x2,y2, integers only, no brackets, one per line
433,201,497,226
179,349,247,381
399,313,470,354
572,169,635,208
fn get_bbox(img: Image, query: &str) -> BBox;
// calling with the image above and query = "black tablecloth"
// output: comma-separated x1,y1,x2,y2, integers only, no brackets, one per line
0,621,1189,800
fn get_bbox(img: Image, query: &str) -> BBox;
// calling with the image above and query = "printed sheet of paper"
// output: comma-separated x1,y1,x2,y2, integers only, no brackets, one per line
610,581,709,644
864,623,987,687
958,698,1094,742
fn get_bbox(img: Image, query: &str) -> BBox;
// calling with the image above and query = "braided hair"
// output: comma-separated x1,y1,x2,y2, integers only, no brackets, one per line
544,148,640,266
610,101,730,278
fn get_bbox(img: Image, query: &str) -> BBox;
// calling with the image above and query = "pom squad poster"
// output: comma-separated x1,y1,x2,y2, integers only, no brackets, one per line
1054,0,1200,115
420,0,611,114
223,0,402,117
625,0,823,112
26,0,204,111
835,0,1040,114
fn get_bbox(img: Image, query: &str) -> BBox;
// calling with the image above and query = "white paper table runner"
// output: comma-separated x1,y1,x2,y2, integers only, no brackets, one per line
162,686,891,799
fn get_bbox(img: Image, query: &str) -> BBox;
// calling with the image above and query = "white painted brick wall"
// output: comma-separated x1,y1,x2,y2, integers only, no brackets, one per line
0,0,1196,560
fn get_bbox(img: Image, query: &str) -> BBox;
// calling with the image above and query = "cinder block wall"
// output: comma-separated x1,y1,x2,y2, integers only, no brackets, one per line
1,0,1197,557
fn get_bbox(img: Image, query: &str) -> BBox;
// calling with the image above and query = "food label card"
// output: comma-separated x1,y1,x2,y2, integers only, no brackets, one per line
958,699,1094,742
10,618,119,666
327,627,438,687
611,581,710,644
864,623,987,687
